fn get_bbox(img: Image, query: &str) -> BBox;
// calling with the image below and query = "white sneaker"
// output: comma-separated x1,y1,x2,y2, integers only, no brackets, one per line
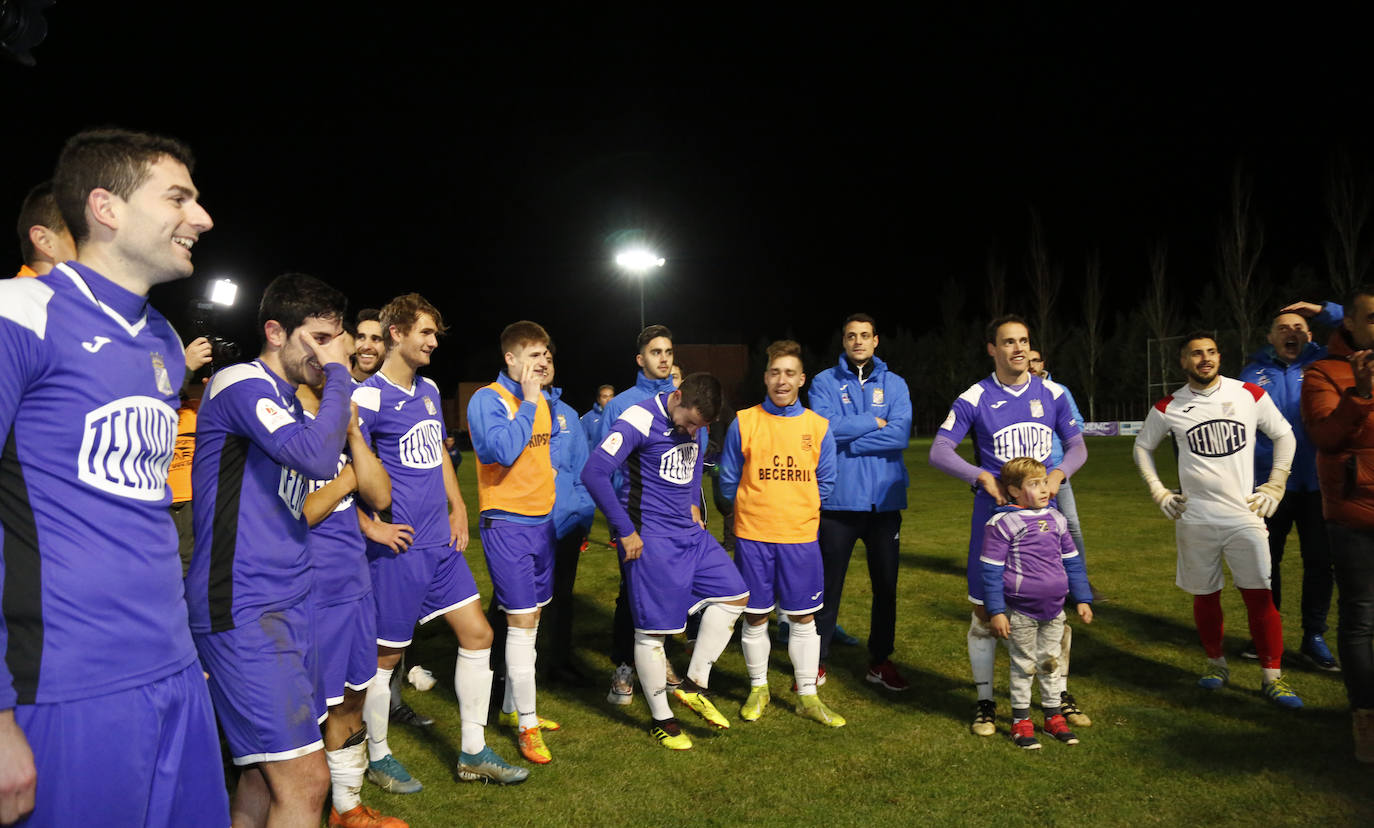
607,663,634,705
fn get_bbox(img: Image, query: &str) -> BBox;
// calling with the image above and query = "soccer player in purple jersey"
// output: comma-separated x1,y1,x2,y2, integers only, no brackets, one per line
187,272,355,827
583,374,750,750
0,128,227,826
597,325,682,705
355,294,527,789
929,315,1090,736
297,371,404,828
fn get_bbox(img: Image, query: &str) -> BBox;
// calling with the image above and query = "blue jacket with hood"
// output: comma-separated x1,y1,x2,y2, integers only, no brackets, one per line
546,386,595,538
1238,301,1341,492
807,354,911,512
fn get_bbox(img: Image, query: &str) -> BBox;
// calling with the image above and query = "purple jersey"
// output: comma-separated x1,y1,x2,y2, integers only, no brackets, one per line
979,506,1090,620
0,263,194,705
305,410,370,608
352,373,449,549
582,393,707,538
186,359,351,632
938,374,1081,475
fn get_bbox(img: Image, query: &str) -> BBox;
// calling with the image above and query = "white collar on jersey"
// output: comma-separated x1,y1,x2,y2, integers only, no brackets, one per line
56,263,148,338
375,369,416,396
990,373,1033,397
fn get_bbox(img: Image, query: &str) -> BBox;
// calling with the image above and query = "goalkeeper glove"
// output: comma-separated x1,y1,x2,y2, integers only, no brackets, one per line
1247,481,1285,518
1151,485,1187,520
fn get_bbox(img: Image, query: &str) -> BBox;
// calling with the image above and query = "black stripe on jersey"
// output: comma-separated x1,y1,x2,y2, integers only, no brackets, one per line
208,434,249,632
627,450,644,534
0,428,43,704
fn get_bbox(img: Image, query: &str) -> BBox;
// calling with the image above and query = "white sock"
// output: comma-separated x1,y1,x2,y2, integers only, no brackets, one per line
968,613,997,702
501,663,515,715
1262,667,1281,683
325,742,366,813
506,625,539,730
363,667,393,761
1209,656,1228,669
688,602,744,689
788,618,820,697
456,647,492,755
740,619,771,687
634,632,673,720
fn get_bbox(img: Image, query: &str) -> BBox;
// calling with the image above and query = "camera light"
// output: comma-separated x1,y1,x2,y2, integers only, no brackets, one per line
208,279,237,307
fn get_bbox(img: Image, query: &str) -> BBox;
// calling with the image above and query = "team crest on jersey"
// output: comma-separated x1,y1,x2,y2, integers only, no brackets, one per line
658,442,699,484
78,396,177,501
841,392,851,404
558,414,568,431
424,396,437,415
1186,419,1247,457
801,434,813,452
151,352,175,397
1222,402,1235,416
872,388,885,405
1029,399,1044,418
398,419,445,469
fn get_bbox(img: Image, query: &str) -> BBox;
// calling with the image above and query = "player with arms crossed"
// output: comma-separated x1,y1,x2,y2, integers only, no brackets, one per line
0,128,226,826
582,374,749,749
1134,332,1304,708
297,356,405,827
928,315,1090,736
356,294,527,790
719,340,844,727
467,321,560,765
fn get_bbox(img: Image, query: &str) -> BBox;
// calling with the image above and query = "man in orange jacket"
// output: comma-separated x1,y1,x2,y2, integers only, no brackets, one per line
1300,285,1374,764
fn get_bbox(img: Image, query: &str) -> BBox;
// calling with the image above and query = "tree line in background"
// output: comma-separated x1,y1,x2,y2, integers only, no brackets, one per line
742,151,1374,436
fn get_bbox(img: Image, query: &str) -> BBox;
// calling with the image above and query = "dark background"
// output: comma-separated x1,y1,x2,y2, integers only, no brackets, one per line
4,3,1371,418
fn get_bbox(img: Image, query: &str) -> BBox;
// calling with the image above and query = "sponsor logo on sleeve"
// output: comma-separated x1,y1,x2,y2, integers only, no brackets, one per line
600,432,624,457
78,396,177,501
940,410,957,431
256,398,297,434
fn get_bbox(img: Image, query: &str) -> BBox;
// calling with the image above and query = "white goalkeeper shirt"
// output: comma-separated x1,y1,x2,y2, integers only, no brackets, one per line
1136,377,1293,525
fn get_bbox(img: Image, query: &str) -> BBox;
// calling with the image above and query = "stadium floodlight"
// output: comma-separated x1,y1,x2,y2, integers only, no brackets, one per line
208,278,237,307
614,248,665,329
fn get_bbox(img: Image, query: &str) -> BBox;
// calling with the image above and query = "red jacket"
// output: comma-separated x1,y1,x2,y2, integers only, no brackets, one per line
1301,329,1374,528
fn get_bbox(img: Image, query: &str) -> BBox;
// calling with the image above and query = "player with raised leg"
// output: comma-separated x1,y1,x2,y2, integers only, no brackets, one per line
583,374,749,748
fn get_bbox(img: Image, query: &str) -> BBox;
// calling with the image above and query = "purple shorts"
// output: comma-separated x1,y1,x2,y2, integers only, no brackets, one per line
14,660,228,825
480,517,556,614
194,597,324,765
369,542,480,647
624,528,749,634
315,591,378,708
734,538,824,615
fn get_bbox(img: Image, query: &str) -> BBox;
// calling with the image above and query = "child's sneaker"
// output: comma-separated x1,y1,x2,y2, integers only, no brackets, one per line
1010,717,1040,750
971,699,996,737
1043,713,1079,745
1059,691,1091,727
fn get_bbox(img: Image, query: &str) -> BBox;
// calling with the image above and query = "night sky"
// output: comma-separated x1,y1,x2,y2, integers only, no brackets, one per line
4,4,1371,412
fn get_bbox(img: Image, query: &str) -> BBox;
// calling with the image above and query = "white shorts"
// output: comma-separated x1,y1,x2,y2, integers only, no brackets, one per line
1174,520,1271,595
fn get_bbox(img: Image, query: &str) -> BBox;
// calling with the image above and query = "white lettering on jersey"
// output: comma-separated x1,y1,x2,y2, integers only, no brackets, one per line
308,454,355,513
256,398,296,434
658,442,699,484
78,395,176,501
1185,419,1247,457
600,431,624,457
278,467,308,518
990,422,1054,463
398,419,444,469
